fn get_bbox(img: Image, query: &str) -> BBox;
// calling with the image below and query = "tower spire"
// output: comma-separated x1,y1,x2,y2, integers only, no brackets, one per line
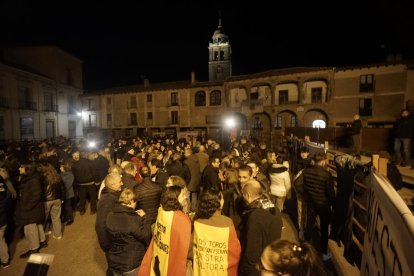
218,10,222,28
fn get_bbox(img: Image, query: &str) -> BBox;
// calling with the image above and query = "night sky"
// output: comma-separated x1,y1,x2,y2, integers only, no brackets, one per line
2,1,413,91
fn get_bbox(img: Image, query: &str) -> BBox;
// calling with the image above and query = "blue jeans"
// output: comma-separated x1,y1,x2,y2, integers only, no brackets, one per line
394,138,411,164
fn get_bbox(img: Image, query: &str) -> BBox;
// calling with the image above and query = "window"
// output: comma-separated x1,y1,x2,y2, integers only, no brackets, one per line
68,121,76,138
275,115,282,128
360,74,375,92
359,98,372,116
252,117,263,129
250,92,259,101
147,112,153,120
130,96,137,108
220,51,225,60
147,94,152,103
210,90,221,106
88,114,97,127
44,93,55,111
311,87,322,103
20,117,34,140
66,67,74,86
130,113,137,125
18,86,36,110
195,91,206,106
171,92,178,106
171,111,179,124
107,113,112,121
88,98,95,110
291,116,297,127
214,51,219,60
279,90,289,105
68,96,76,114
107,97,111,105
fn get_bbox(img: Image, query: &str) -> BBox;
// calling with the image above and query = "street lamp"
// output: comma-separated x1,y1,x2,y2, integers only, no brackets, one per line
224,117,236,128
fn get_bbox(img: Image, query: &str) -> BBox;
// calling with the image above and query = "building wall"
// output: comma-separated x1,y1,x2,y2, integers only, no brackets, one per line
0,46,84,141
82,63,414,143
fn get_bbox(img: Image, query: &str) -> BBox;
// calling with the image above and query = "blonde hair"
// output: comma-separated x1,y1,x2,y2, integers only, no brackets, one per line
119,188,137,205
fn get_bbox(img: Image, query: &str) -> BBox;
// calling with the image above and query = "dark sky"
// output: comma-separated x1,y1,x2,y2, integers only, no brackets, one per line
1,0,413,90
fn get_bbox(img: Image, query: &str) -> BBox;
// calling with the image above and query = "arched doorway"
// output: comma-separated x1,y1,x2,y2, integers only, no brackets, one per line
303,109,329,127
276,110,298,129
249,112,271,145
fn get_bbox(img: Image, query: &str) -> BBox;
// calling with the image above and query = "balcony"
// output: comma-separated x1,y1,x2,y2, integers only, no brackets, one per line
43,104,58,112
18,100,37,111
0,97,9,108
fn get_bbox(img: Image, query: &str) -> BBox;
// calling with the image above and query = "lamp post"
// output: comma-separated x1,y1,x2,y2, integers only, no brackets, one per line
223,116,237,150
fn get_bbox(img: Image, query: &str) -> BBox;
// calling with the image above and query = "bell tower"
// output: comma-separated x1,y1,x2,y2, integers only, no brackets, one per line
208,17,232,81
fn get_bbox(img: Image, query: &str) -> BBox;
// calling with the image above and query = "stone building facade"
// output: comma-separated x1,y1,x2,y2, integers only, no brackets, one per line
81,21,414,145
0,46,84,141
82,63,414,145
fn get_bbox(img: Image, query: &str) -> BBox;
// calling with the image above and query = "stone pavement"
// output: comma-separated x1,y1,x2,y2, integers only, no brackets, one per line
0,212,106,276
1,211,305,276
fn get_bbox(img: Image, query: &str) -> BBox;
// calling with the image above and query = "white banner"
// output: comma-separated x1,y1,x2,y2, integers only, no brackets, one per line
360,172,414,276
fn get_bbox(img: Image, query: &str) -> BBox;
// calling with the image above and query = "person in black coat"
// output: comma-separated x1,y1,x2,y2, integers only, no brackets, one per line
95,172,123,275
303,153,335,260
121,162,138,190
134,166,162,227
106,188,151,275
239,179,283,276
149,158,169,189
201,156,222,191
15,161,48,258
349,114,362,155
72,150,99,215
393,109,414,166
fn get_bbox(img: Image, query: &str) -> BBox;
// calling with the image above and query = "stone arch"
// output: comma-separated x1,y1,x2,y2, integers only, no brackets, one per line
303,108,329,127
249,111,272,145
276,109,298,128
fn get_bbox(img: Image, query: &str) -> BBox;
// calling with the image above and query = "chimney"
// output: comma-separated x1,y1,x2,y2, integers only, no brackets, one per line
191,72,196,84
144,78,150,88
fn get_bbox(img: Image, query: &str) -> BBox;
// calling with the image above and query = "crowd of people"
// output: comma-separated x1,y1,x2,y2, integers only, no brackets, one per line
0,135,334,275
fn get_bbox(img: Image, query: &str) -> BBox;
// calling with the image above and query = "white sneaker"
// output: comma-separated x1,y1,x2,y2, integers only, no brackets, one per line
52,235,62,240
322,252,332,261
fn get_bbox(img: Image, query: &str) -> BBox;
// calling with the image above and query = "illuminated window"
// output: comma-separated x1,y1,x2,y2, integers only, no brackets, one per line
312,120,326,128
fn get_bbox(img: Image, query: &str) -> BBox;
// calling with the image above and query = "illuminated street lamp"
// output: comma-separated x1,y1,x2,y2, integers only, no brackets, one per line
224,117,236,128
